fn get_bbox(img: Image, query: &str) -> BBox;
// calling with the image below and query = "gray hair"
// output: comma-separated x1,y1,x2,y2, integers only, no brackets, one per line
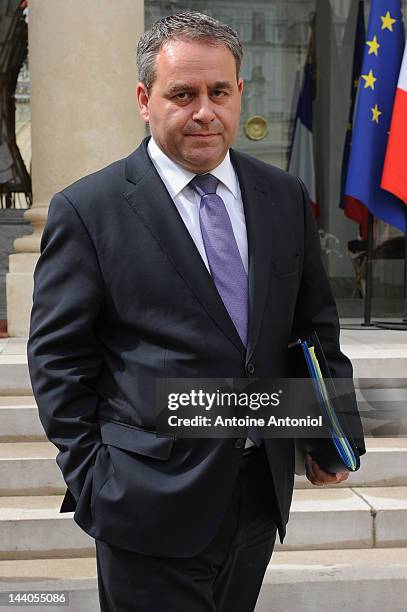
136,12,243,91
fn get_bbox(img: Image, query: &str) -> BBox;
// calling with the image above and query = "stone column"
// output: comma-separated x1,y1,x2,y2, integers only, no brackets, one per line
7,0,145,336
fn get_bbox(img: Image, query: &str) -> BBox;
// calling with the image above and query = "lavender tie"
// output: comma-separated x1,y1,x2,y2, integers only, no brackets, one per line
189,174,248,347
190,174,261,448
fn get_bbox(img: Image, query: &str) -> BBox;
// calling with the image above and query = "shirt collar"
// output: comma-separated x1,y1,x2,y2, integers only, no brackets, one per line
147,136,239,199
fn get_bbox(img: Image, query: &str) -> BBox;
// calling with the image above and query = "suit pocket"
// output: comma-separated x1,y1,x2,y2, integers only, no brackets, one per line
271,252,300,277
99,419,175,460
90,445,115,518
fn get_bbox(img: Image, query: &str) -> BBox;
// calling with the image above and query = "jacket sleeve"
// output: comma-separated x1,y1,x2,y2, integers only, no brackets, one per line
27,191,104,502
291,177,366,457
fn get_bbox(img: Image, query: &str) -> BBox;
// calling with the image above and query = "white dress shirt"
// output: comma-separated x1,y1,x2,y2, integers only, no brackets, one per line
147,137,254,449
147,137,248,274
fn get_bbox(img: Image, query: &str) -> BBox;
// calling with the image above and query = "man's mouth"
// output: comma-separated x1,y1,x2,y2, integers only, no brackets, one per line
187,133,220,138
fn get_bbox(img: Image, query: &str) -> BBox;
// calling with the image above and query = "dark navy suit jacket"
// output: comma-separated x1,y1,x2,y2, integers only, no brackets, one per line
27,137,365,557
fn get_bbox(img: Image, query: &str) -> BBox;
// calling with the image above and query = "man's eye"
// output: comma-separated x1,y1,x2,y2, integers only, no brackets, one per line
175,92,190,100
212,90,226,97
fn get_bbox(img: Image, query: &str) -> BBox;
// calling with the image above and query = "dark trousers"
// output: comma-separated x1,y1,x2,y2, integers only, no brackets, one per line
95,444,278,612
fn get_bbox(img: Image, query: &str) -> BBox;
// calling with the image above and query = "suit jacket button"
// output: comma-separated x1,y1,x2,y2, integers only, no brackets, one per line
234,438,245,449
246,363,255,375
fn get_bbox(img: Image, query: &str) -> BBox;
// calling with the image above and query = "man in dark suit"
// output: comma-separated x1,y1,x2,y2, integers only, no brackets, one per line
27,11,365,612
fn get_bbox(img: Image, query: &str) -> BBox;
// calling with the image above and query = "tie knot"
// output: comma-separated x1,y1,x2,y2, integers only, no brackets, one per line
189,174,219,197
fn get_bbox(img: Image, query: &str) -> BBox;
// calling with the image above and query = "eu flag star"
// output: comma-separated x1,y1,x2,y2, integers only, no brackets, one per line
381,11,396,31
361,69,377,90
366,35,380,56
371,104,382,123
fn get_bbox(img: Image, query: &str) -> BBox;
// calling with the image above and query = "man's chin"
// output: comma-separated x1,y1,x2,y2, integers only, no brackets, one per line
180,148,227,173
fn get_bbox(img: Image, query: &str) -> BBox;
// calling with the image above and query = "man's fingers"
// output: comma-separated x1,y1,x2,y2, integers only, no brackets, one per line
312,461,341,483
305,454,324,485
305,454,349,485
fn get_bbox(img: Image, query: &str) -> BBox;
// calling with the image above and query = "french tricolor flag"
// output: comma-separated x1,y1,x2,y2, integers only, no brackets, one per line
381,41,407,204
288,29,319,219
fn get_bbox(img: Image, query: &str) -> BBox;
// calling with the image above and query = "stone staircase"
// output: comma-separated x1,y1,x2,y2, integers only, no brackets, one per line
0,333,406,611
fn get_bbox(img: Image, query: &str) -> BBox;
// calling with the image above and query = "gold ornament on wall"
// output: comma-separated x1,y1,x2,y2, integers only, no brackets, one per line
244,116,268,141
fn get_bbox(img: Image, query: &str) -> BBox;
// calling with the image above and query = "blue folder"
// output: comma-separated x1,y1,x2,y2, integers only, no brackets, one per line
289,332,360,473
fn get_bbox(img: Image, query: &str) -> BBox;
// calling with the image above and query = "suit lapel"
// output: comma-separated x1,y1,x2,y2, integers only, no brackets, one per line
123,139,245,355
230,149,275,364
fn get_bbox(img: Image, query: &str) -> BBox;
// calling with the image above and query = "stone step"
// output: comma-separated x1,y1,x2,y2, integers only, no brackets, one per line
341,327,407,382
0,397,45,441
1,549,407,612
355,386,407,437
353,486,407,548
0,442,63,496
1,487,406,559
276,486,407,551
0,343,31,395
1,438,407,496
1,392,406,444
2,333,407,394
256,547,407,612
0,496,94,560
277,487,372,551
0,557,97,612
295,437,407,488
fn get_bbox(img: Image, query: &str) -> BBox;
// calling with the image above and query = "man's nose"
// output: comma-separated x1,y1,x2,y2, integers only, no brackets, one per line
192,97,216,123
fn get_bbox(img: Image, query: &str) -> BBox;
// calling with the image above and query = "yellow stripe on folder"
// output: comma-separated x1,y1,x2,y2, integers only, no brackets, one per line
308,346,357,471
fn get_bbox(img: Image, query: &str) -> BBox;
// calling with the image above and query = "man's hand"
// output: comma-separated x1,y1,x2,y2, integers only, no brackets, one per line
305,453,349,486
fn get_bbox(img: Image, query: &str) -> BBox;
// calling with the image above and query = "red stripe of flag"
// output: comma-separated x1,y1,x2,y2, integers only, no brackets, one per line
381,41,407,204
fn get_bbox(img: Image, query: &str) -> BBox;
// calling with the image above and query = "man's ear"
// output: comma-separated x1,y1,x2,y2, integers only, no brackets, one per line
238,78,243,97
136,82,150,124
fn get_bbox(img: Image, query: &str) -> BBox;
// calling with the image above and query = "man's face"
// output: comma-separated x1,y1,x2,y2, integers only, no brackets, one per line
136,39,243,174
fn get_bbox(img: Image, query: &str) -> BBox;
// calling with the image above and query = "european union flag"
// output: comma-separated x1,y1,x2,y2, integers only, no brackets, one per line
344,0,406,231
340,1,367,234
